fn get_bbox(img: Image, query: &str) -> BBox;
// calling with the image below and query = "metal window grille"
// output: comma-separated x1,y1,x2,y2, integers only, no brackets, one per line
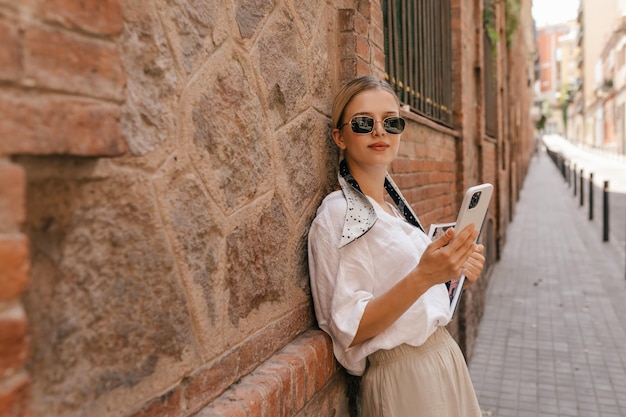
383,0,452,127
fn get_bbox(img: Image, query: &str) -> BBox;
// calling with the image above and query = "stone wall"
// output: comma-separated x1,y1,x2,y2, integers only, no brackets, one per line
0,1,535,416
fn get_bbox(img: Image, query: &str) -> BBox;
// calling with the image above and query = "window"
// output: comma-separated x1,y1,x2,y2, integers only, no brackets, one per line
483,0,498,137
383,0,453,127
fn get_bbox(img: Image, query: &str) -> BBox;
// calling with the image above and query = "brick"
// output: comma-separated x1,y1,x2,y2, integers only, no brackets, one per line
356,1,371,20
322,340,338,382
128,388,182,417
339,33,356,58
0,94,127,156
184,307,312,411
0,18,21,82
353,10,369,35
0,234,29,300
236,333,276,378
372,39,385,68
355,58,371,77
370,1,384,32
182,354,238,413
305,333,335,391
246,372,282,417
24,26,125,101
226,382,265,417
354,33,370,62
185,331,339,417
340,57,357,82
273,352,307,411
338,9,355,32
0,303,29,375
0,161,25,231
282,336,318,402
0,371,31,417
40,0,124,36
257,363,293,417
372,66,385,81
195,399,248,417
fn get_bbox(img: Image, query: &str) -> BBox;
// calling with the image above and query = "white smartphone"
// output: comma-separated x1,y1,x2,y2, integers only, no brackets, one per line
454,183,494,242
448,183,493,316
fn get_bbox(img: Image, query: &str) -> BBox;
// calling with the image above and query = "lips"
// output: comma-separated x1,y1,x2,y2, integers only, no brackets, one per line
368,142,389,151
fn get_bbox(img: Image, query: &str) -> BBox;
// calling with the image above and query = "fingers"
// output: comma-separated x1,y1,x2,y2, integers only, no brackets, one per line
450,225,478,248
445,226,478,267
462,246,486,282
431,227,455,249
418,226,484,287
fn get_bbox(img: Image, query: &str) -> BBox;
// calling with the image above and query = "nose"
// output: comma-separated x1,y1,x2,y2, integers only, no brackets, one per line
372,119,386,136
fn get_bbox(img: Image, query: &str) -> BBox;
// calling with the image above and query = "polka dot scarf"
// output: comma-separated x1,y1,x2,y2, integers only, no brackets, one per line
338,159,425,248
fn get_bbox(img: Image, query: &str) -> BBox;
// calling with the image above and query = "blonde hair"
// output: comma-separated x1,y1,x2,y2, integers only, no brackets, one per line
331,75,400,129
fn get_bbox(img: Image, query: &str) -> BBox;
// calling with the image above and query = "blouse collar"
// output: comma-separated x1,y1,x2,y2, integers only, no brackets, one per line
338,159,424,248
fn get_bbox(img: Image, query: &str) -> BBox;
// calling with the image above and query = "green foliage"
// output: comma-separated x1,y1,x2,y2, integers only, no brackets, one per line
484,2,499,56
483,0,522,56
536,113,547,131
536,100,551,132
504,0,520,47
560,86,576,127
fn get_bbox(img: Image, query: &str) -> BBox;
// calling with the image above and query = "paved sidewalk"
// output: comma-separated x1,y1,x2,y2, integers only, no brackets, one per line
468,151,626,417
541,134,626,263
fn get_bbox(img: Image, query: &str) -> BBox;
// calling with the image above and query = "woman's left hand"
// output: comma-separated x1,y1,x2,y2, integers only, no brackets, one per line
461,244,485,285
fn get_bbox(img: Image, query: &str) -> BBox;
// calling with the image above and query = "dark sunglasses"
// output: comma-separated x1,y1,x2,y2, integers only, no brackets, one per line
339,116,406,135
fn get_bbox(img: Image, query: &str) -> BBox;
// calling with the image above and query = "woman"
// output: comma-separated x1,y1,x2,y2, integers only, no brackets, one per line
308,75,485,417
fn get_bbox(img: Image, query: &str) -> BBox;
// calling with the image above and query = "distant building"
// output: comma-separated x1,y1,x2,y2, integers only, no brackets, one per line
572,0,619,146
535,22,576,134
591,16,626,153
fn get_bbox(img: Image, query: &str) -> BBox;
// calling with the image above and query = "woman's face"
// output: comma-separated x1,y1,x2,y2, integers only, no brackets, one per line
332,88,402,171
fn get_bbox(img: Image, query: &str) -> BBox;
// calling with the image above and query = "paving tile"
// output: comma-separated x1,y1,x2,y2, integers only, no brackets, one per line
468,148,626,417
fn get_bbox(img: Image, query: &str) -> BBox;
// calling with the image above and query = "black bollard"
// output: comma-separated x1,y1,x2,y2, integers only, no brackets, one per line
589,173,593,220
603,181,609,242
580,169,584,207
573,164,577,196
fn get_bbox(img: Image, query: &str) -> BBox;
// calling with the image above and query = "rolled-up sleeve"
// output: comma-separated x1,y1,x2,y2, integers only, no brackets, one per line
329,249,374,350
308,201,375,374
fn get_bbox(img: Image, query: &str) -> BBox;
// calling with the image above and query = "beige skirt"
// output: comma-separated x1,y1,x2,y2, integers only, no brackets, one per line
360,327,482,417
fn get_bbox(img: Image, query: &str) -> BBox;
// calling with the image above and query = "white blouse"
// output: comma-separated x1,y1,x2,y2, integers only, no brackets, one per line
308,190,452,376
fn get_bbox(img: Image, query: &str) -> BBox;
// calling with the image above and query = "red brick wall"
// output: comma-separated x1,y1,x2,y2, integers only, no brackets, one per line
391,121,459,227
189,331,347,417
0,162,30,417
337,1,386,83
0,2,127,157
0,6,30,408
0,1,127,416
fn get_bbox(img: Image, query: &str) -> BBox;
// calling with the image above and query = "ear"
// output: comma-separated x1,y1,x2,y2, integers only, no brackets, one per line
331,128,347,150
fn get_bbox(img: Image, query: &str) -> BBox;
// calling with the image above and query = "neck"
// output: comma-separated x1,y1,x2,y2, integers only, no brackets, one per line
344,160,388,204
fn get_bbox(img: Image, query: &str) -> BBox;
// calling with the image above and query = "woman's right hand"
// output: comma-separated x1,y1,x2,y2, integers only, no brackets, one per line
414,225,479,287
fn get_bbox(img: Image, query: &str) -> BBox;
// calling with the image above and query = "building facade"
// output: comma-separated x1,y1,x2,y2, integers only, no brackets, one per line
0,1,535,416
558,0,626,156
590,16,626,153
534,22,576,135
568,0,619,146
